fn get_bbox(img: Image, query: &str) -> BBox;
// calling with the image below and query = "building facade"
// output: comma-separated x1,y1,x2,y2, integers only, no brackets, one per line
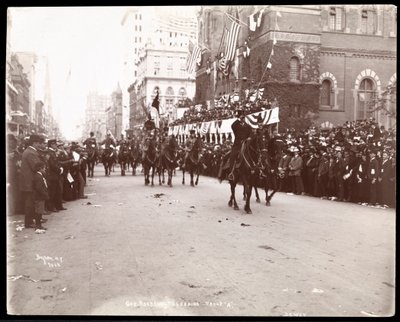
195,5,396,130
121,6,198,129
15,52,38,129
84,91,112,141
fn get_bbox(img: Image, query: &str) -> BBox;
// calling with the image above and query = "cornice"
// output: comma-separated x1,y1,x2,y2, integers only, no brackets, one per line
321,47,396,59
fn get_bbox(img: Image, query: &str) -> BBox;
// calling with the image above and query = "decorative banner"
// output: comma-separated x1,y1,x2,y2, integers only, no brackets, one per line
169,108,279,134
200,122,211,135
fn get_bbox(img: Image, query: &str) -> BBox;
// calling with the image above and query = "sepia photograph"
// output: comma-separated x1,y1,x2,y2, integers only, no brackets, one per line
5,5,396,317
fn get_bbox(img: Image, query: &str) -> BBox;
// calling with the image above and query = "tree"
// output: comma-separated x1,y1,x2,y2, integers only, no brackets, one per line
368,82,397,122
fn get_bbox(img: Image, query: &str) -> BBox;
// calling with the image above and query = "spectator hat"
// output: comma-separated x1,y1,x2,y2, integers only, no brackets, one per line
189,129,196,134
334,146,342,152
29,134,44,144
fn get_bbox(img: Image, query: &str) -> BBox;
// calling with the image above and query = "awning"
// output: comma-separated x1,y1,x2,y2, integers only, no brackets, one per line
7,81,19,94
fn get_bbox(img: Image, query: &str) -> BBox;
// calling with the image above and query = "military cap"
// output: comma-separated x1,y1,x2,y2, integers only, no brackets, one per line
47,139,57,146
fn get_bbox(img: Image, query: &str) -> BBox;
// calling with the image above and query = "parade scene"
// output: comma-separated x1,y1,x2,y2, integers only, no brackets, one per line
6,5,396,317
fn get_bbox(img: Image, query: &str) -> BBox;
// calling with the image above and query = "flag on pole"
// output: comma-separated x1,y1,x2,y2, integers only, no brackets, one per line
249,13,257,31
151,91,160,114
257,9,264,27
186,44,202,74
225,19,241,62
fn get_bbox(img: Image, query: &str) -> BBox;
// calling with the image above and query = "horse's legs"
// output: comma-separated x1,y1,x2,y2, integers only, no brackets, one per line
182,170,185,185
229,180,239,210
168,168,173,187
244,182,252,214
159,166,162,185
255,186,260,203
162,168,165,184
190,171,194,187
195,168,200,186
150,166,155,186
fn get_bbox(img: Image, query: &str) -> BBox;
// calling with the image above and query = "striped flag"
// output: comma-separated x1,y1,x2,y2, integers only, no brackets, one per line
186,43,203,74
225,19,241,62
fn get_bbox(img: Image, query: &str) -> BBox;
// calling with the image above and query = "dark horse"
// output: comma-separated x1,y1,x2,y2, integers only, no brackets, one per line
241,137,280,206
227,135,262,214
258,146,280,206
86,145,98,178
158,137,178,187
128,139,141,176
142,137,158,186
182,137,203,187
118,144,130,176
102,147,117,176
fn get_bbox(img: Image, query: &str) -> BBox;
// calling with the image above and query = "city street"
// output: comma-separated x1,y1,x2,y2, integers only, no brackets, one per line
7,164,395,317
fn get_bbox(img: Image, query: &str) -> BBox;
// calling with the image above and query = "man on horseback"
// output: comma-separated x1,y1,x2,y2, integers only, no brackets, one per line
83,131,97,150
100,131,116,149
182,129,197,170
226,109,252,181
141,116,157,160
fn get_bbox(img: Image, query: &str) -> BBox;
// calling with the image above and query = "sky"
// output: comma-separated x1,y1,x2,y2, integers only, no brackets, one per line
9,7,127,140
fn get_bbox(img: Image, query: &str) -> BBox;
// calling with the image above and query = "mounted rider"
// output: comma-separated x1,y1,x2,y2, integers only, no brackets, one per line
182,129,197,169
227,109,252,180
100,131,116,155
142,116,157,160
83,131,98,150
158,127,178,168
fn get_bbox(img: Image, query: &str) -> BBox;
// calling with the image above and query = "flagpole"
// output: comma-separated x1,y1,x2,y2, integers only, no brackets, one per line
255,11,279,92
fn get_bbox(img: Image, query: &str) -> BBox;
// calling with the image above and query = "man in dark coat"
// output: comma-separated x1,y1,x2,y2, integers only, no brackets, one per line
19,134,45,228
367,149,380,206
378,150,393,207
227,109,252,180
46,139,66,211
333,147,346,201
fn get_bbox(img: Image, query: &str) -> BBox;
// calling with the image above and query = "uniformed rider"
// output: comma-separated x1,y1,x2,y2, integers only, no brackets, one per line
227,109,252,180
83,131,97,150
100,132,116,151
182,129,197,169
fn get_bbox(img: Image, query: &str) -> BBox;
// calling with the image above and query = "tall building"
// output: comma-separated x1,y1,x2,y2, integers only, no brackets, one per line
15,52,38,129
84,92,112,141
121,6,198,129
196,5,396,130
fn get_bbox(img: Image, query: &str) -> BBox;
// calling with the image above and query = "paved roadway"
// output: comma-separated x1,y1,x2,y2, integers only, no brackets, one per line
7,164,395,317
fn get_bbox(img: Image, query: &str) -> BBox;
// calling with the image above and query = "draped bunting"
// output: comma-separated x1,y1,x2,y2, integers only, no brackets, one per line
168,107,280,136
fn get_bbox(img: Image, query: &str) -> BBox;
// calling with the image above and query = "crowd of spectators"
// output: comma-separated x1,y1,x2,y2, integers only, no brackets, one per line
191,117,396,209
7,134,89,230
170,99,276,126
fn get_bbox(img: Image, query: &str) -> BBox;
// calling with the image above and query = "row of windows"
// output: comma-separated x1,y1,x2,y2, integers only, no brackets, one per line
152,86,187,97
329,6,379,34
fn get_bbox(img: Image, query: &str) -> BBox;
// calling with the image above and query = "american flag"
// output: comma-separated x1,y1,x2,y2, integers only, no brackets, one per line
224,19,241,62
186,42,203,74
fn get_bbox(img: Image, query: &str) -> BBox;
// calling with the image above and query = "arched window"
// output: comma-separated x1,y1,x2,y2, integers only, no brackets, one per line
166,87,174,96
165,87,175,112
289,57,300,81
321,79,332,106
357,78,376,120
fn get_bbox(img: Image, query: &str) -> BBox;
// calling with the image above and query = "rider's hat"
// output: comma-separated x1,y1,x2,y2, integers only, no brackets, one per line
236,109,245,117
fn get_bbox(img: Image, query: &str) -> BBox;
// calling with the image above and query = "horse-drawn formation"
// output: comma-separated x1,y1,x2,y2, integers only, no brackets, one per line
86,131,281,214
